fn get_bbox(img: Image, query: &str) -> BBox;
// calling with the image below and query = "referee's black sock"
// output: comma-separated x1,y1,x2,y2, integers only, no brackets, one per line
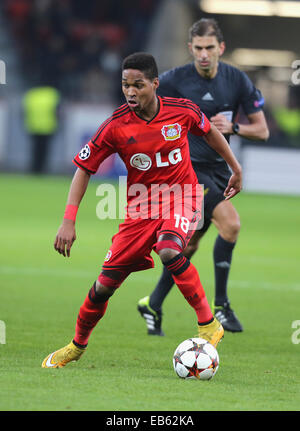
213,234,236,306
149,266,175,312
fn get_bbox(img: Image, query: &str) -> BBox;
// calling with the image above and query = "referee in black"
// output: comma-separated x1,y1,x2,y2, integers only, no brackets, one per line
138,18,269,334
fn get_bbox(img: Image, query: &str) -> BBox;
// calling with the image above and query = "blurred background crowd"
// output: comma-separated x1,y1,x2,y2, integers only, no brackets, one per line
0,0,299,194
2,0,162,102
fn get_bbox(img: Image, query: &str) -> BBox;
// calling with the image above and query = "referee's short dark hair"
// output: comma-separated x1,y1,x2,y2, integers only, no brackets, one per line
122,52,158,80
189,18,224,43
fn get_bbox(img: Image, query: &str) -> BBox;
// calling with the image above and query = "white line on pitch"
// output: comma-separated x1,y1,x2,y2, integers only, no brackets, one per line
0,265,299,291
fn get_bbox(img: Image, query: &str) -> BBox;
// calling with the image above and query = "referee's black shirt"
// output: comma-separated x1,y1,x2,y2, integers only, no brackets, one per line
157,61,264,165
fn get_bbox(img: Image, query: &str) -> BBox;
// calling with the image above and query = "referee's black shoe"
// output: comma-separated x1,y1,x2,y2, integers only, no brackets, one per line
213,302,243,333
137,296,165,336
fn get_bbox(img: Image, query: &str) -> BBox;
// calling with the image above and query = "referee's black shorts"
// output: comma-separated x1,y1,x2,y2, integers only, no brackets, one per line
192,161,231,233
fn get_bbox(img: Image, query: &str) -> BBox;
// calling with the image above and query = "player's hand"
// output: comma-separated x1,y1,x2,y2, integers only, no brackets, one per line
224,171,242,200
210,114,233,135
54,219,76,257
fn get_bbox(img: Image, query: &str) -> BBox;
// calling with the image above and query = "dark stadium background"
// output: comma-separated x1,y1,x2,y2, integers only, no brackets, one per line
0,0,299,192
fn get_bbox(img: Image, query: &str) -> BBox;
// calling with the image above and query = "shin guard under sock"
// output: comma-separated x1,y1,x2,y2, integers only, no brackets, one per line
164,254,213,324
74,283,109,347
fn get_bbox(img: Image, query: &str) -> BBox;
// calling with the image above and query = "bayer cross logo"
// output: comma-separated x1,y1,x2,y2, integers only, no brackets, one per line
79,144,91,160
161,123,182,141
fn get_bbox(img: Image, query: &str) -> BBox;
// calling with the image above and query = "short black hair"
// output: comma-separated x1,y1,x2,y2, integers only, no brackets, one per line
189,18,224,43
122,52,158,80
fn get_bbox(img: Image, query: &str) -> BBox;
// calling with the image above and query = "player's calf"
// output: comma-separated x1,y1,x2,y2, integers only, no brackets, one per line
213,200,240,242
158,245,214,328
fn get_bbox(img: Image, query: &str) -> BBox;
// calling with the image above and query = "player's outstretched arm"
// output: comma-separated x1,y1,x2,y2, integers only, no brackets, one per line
204,124,242,200
54,168,91,257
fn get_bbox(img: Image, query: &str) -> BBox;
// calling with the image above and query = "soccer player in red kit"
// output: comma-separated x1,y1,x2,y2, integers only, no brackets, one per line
42,53,242,368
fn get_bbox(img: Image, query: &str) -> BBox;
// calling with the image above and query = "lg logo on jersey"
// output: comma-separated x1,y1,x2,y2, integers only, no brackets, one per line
130,149,182,171
156,148,182,167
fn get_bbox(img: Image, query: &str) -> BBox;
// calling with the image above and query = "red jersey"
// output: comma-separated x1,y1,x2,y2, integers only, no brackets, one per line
73,96,211,218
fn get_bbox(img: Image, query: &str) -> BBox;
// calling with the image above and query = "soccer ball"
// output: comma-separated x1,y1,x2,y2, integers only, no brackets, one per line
78,144,91,160
173,337,219,380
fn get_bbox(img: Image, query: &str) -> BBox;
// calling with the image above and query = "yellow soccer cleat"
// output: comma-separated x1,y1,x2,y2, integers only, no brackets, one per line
197,317,224,348
42,341,86,368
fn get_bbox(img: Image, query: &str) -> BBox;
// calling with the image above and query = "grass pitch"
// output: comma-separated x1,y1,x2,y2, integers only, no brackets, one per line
0,173,300,412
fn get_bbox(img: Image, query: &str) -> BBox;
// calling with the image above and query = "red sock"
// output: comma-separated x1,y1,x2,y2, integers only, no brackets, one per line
166,255,213,324
74,284,108,347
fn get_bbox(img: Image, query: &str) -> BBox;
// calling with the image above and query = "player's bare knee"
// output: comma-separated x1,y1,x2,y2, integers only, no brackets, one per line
158,248,180,264
220,217,241,242
156,233,183,263
229,216,241,237
95,280,116,301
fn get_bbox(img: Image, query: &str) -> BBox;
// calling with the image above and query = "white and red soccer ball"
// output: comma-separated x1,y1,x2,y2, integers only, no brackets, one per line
173,338,219,380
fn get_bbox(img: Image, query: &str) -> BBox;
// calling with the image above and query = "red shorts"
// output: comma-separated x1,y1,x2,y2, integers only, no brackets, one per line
98,210,200,287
